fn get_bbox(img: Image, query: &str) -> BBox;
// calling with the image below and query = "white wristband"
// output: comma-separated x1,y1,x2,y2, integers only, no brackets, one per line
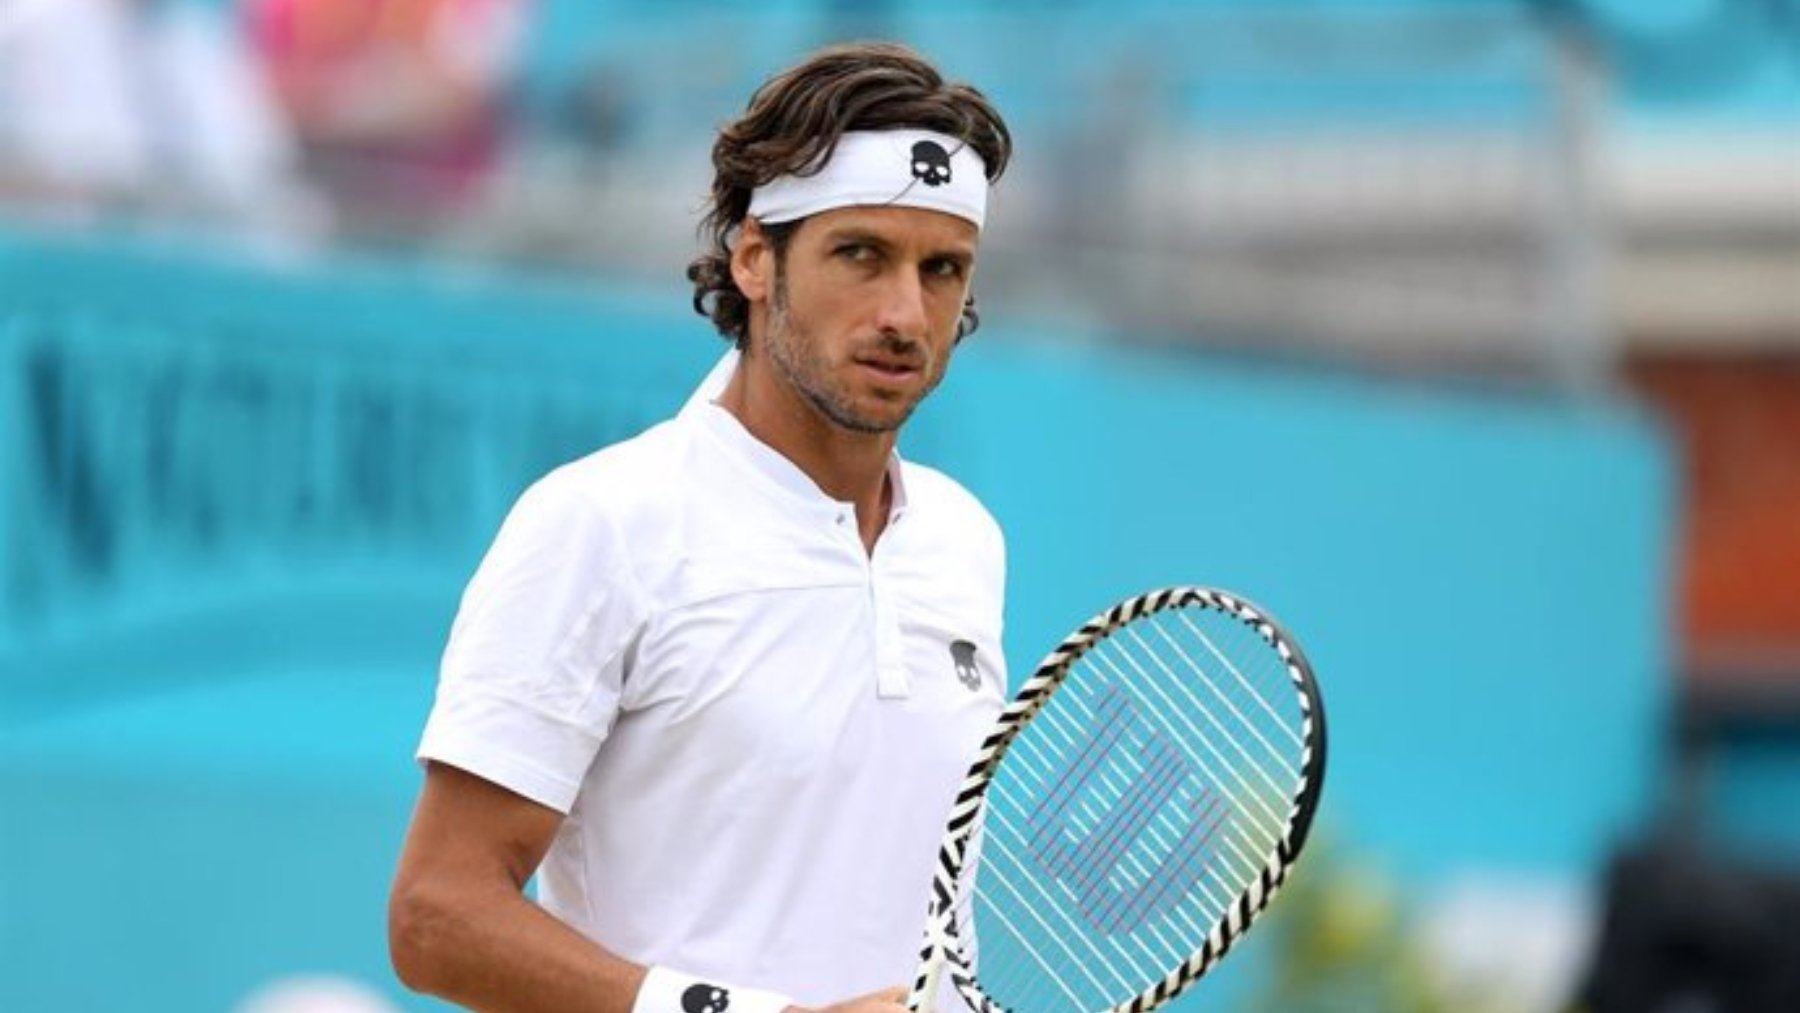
633,966,794,1013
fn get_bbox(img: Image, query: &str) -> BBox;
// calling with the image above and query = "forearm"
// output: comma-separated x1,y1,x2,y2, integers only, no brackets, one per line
391,879,645,1013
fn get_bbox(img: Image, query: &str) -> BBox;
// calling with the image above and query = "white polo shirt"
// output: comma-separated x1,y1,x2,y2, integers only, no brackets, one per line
418,356,1007,1003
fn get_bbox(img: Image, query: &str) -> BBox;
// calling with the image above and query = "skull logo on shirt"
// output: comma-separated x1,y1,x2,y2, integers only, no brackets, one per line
950,640,981,691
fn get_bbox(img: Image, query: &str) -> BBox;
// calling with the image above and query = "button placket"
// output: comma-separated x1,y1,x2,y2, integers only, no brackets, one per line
869,517,909,700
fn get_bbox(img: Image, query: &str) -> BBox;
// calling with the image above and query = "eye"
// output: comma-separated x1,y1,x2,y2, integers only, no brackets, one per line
834,243,875,263
923,257,966,280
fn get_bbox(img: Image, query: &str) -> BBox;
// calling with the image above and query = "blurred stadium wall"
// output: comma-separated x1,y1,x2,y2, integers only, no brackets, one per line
0,226,1670,1013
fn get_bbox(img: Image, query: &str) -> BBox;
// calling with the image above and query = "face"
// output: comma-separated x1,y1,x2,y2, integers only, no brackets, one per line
739,205,978,434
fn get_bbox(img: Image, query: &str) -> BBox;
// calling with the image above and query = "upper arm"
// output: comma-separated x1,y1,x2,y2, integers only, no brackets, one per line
387,763,594,997
394,761,564,898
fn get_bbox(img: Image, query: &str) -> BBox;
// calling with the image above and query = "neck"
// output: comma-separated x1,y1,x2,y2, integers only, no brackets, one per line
716,347,897,551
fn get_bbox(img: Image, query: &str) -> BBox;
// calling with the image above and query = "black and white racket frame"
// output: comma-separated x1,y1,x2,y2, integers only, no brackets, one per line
906,586,1328,1013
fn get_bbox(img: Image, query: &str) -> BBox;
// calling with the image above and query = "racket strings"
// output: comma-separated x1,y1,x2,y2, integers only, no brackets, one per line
961,745,1237,1008
951,604,1310,1013
1108,626,1299,801
1017,708,1265,896
1036,709,1230,906
1138,619,1303,768
1079,648,1289,837
1172,611,1304,748
968,714,1259,984
991,743,1238,940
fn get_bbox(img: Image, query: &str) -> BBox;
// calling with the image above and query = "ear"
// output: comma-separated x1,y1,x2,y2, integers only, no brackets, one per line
730,217,774,304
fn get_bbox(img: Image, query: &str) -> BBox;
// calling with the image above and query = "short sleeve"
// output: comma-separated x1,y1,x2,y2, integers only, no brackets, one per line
418,466,647,813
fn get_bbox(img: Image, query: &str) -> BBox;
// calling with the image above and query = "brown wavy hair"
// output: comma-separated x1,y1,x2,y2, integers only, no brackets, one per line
687,42,1013,347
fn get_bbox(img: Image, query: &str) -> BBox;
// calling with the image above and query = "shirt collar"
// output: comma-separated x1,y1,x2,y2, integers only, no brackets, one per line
682,350,910,523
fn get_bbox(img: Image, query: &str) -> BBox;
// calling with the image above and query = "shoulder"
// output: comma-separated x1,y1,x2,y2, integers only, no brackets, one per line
487,418,695,573
523,417,693,521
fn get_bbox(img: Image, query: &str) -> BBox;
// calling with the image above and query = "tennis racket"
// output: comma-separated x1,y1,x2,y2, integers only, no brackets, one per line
906,586,1328,1013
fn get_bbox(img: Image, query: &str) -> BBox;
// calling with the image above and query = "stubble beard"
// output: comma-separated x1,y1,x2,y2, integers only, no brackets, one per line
763,268,943,435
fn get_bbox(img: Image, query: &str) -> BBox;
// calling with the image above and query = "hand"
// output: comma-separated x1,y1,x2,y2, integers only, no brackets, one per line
789,984,912,1013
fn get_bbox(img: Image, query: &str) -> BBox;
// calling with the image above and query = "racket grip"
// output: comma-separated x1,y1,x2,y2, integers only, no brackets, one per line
905,920,949,1013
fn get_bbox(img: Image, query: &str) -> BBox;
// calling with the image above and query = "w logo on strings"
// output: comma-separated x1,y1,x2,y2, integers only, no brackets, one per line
1026,684,1229,935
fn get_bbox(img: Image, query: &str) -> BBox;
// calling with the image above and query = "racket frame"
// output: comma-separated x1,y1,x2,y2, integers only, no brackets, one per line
906,586,1327,1013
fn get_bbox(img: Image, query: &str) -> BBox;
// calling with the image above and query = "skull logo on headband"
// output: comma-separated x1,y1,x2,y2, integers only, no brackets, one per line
911,140,953,187
746,130,986,228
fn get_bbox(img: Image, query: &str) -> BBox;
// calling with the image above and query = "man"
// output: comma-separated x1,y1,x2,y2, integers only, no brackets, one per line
389,41,1014,1013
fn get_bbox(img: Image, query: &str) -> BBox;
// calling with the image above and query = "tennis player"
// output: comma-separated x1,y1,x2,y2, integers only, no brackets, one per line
389,42,1014,1013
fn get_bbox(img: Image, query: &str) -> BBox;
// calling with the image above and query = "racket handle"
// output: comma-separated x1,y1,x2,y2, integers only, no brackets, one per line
905,920,949,1013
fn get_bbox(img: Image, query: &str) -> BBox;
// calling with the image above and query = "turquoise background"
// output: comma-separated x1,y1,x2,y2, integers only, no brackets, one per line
516,0,1800,131
0,229,1673,1009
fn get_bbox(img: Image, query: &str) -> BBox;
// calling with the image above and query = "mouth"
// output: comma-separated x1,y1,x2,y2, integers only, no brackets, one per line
853,355,924,382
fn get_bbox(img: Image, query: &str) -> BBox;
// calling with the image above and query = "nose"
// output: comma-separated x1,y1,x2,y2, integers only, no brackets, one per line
870,267,929,343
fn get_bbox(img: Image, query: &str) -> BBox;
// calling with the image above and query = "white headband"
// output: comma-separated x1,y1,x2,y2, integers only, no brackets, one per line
747,129,988,229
